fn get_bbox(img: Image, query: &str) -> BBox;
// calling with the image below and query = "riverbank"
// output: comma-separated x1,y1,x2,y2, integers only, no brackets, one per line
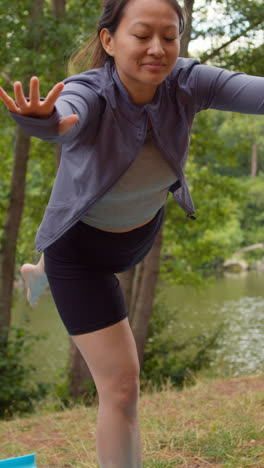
1,373,264,467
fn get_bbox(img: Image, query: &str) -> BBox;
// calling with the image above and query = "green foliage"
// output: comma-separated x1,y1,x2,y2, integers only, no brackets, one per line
0,323,51,419
161,161,245,287
219,43,264,76
50,373,98,411
239,174,264,249
160,105,264,286
193,0,264,71
218,113,264,177
140,286,225,392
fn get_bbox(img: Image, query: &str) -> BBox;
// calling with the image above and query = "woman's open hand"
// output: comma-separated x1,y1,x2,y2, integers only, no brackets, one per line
0,76,79,136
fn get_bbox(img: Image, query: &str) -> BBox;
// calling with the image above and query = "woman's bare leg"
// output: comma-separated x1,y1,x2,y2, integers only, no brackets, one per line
71,318,143,468
20,253,49,306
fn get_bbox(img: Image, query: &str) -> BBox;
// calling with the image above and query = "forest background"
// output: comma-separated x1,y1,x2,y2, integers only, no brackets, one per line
0,0,264,418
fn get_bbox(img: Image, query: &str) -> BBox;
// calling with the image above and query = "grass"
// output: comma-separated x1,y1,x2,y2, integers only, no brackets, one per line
1,374,264,467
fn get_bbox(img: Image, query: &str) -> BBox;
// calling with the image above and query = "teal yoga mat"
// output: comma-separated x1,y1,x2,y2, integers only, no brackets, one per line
0,454,36,467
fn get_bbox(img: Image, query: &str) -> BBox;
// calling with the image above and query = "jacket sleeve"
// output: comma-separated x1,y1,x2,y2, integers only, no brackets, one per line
193,64,264,114
8,82,102,144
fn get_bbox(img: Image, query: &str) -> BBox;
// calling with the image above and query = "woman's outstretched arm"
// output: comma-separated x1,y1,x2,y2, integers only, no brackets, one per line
0,76,100,144
194,65,264,115
0,76,79,136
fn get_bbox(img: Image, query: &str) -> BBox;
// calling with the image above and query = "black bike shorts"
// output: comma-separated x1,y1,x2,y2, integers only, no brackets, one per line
43,205,165,336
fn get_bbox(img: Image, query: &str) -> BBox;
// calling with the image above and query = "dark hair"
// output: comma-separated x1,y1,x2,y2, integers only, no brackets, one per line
67,0,185,76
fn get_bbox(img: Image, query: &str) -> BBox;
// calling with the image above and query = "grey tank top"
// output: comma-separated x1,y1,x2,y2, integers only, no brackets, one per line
81,128,176,230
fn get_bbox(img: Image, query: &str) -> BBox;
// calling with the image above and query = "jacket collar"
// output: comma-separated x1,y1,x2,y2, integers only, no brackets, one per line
109,62,164,115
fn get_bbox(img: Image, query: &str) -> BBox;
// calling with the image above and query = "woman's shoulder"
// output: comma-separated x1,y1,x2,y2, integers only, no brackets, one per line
62,63,112,96
165,57,202,100
168,57,201,82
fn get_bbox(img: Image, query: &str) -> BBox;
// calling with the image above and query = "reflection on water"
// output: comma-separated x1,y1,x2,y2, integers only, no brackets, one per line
213,296,264,376
160,271,264,378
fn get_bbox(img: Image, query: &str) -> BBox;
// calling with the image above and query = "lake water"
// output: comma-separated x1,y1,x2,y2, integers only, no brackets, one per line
159,270,264,379
12,270,264,385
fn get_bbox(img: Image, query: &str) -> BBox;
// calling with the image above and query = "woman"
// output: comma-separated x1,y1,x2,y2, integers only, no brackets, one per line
1,0,264,466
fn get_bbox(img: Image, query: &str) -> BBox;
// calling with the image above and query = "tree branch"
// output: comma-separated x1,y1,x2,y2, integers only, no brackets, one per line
200,20,263,64
0,71,14,86
234,243,264,255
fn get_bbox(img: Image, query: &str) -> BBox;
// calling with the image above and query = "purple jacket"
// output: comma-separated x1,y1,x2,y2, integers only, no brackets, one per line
9,58,264,253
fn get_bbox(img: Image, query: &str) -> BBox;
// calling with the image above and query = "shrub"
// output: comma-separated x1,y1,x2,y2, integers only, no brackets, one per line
140,286,224,393
0,325,51,419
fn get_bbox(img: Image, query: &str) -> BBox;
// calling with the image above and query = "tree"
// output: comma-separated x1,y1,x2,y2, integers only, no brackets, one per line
0,0,101,394
48,0,94,400
0,0,46,343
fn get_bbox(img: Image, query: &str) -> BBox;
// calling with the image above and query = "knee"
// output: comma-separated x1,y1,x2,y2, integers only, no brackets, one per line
101,376,140,413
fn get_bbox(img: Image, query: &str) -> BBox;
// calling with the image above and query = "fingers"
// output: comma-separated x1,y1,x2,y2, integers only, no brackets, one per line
14,81,28,110
44,81,65,110
0,77,66,118
29,76,40,106
0,86,19,113
0,81,28,114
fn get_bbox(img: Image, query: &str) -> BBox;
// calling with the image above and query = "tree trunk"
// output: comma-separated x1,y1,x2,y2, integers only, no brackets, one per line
180,0,195,58
0,129,31,337
126,227,164,369
51,0,66,17
0,0,45,343
251,142,257,179
49,0,94,397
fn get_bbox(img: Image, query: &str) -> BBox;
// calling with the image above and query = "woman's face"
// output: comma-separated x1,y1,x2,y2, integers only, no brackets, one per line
100,0,181,105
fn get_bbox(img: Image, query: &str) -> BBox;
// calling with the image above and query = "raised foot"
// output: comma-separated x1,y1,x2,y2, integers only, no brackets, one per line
20,263,49,307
